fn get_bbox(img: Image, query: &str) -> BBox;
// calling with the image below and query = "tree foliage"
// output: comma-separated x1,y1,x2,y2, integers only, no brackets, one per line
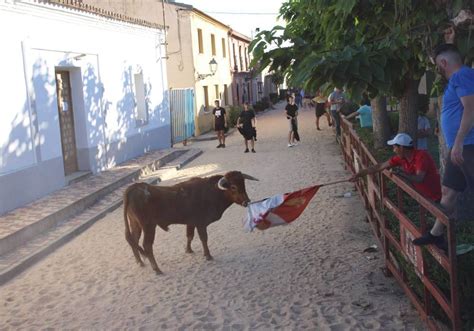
250,0,472,101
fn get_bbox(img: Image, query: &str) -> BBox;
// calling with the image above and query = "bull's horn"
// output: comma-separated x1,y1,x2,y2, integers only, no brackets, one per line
241,173,259,181
217,177,229,190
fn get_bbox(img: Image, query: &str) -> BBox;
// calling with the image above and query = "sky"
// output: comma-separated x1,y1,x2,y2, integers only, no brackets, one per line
176,0,286,39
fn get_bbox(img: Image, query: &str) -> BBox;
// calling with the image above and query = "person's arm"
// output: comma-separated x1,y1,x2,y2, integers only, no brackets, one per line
344,110,359,120
351,160,392,181
444,25,455,44
224,109,228,127
451,94,474,165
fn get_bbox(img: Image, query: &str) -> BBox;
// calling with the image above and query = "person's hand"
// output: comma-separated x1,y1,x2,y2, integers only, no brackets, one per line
443,25,455,44
391,167,402,176
451,142,464,166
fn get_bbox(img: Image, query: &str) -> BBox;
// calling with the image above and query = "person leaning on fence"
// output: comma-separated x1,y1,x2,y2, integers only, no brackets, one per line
342,93,372,128
412,43,474,249
350,133,442,203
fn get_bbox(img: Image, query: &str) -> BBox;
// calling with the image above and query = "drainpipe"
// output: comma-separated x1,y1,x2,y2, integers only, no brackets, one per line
161,0,169,59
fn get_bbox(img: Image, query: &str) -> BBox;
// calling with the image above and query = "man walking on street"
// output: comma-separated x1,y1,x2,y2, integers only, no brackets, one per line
413,44,474,250
213,100,227,148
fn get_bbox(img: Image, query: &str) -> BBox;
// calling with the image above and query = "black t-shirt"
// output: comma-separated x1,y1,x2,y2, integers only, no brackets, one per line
239,110,255,127
213,107,226,124
285,104,298,118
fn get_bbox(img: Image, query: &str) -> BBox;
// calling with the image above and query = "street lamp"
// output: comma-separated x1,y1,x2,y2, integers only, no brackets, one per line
197,58,218,80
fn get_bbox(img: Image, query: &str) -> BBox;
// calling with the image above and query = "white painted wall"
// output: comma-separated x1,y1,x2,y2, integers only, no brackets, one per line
0,0,169,214
190,12,233,134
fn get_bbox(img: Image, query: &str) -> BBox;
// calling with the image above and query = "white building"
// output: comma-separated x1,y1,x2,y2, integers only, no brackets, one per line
0,0,169,214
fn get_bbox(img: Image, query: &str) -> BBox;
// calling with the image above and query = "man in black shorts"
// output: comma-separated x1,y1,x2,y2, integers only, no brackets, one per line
213,100,227,148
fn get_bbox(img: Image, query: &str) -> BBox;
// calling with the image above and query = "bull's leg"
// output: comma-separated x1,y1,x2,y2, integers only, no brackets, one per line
130,219,144,266
186,225,195,253
143,225,162,274
197,226,213,260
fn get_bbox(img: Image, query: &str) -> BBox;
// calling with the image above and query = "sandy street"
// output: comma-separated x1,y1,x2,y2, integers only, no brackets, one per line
0,103,423,330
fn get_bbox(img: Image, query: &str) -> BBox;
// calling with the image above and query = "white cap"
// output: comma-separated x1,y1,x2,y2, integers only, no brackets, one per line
387,133,413,147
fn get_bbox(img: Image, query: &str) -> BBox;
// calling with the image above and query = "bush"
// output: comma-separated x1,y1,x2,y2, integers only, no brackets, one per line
269,93,279,104
227,105,242,128
253,98,270,113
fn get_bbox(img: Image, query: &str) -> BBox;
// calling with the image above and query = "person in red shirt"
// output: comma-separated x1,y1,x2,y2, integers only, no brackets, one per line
350,133,441,202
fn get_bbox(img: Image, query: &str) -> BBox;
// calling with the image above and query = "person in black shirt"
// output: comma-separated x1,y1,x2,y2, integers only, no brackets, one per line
285,96,299,147
213,100,227,148
237,102,257,153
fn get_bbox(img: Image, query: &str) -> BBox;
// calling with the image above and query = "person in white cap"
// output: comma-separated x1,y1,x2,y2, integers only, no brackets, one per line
351,133,442,204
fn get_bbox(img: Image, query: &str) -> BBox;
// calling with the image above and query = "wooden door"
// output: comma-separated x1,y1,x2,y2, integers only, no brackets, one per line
55,70,78,175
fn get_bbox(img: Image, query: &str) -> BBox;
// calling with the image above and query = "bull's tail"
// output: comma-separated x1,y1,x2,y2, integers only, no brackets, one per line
123,187,145,256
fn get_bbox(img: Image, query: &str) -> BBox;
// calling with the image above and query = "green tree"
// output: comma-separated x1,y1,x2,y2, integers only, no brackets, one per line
250,0,472,148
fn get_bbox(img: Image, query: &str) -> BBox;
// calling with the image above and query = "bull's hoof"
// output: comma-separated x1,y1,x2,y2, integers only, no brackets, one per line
185,248,194,254
137,261,145,267
205,255,213,261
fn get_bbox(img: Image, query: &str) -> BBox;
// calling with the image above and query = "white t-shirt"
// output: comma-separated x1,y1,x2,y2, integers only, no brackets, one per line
417,116,430,150
328,91,344,111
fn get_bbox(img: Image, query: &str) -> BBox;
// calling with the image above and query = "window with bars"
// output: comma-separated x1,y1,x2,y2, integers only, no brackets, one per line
211,34,216,56
221,38,226,58
224,84,229,105
203,86,209,110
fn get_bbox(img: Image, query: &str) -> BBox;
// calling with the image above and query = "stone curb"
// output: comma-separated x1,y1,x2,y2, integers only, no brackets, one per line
0,150,201,286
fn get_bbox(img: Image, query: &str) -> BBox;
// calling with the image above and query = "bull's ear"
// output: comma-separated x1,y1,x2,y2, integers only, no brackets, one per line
241,173,259,181
217,177,230,190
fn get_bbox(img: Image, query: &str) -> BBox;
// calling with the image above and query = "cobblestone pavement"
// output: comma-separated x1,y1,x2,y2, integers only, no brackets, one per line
0,103,423,329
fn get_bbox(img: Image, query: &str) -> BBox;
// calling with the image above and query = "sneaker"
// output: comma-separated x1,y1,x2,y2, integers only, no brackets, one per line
216,144,222,148
287,143,294,148
292,142,299,146
244,148,249,153
222,144,226,148
251,149,256,153
412,232,446,250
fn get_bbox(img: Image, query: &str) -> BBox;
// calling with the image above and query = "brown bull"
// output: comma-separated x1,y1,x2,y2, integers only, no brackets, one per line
123,170,258,274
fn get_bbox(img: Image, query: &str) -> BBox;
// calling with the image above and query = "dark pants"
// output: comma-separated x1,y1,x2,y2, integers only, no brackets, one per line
443,144,474,191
